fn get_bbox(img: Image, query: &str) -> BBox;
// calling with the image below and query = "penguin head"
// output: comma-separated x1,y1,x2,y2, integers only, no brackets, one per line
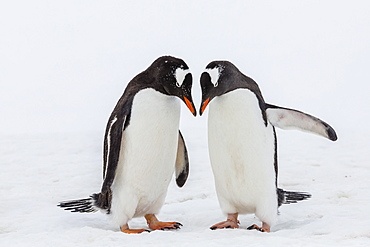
199,61,241,116
150,56,196,116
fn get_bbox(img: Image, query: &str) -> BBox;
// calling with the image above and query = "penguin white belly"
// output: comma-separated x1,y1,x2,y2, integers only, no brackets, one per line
110,88,181,225
208,89,277,226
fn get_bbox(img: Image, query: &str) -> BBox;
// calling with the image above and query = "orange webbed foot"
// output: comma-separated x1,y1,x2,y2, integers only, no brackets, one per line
145,214,182,231
210,220,240,230
120,224,150,234
210,213,240,230
148,221,182,231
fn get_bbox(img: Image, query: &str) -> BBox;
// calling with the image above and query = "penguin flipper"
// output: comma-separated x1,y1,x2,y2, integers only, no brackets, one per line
175,130,189,187
100,109,129,204
265,104,337,141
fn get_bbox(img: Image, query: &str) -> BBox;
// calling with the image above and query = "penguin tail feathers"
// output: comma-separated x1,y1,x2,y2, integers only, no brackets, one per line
277,188,311,207
58,193,106,213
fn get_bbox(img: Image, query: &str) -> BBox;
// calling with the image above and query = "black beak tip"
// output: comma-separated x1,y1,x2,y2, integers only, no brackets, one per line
199,109,203,116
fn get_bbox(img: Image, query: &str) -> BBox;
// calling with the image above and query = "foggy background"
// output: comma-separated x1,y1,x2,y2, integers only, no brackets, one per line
1,1,369,135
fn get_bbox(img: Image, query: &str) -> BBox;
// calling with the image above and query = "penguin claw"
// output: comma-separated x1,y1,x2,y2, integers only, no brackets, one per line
247,224,260,231
161,225,180,230
247,224,269,232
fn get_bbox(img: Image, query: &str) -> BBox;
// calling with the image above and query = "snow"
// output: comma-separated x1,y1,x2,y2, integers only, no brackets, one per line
1,130,370,246
1,1,370,246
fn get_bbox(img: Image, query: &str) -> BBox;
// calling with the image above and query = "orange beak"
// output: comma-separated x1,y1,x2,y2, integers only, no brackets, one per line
200,98,210,116
183,96,196,116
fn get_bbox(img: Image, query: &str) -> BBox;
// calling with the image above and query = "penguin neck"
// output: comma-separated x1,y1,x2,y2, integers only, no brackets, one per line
209,89,267,126
129,88,181,131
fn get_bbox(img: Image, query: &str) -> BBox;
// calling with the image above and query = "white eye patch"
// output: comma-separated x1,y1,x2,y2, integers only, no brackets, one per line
175,68,190,87
205,68,220,87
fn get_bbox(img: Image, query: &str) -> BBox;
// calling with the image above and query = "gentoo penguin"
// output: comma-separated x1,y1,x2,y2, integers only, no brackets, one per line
58,56,196,233
199,60,337,232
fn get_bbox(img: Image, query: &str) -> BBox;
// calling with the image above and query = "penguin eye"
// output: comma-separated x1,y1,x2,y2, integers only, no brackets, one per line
176,81,181,87
214,81,218,87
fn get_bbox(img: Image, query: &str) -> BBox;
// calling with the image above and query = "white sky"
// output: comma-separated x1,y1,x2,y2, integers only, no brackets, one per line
1,0,369,134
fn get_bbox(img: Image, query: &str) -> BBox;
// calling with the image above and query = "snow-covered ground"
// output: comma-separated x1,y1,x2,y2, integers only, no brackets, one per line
1,1,370,246
1,126,370,246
